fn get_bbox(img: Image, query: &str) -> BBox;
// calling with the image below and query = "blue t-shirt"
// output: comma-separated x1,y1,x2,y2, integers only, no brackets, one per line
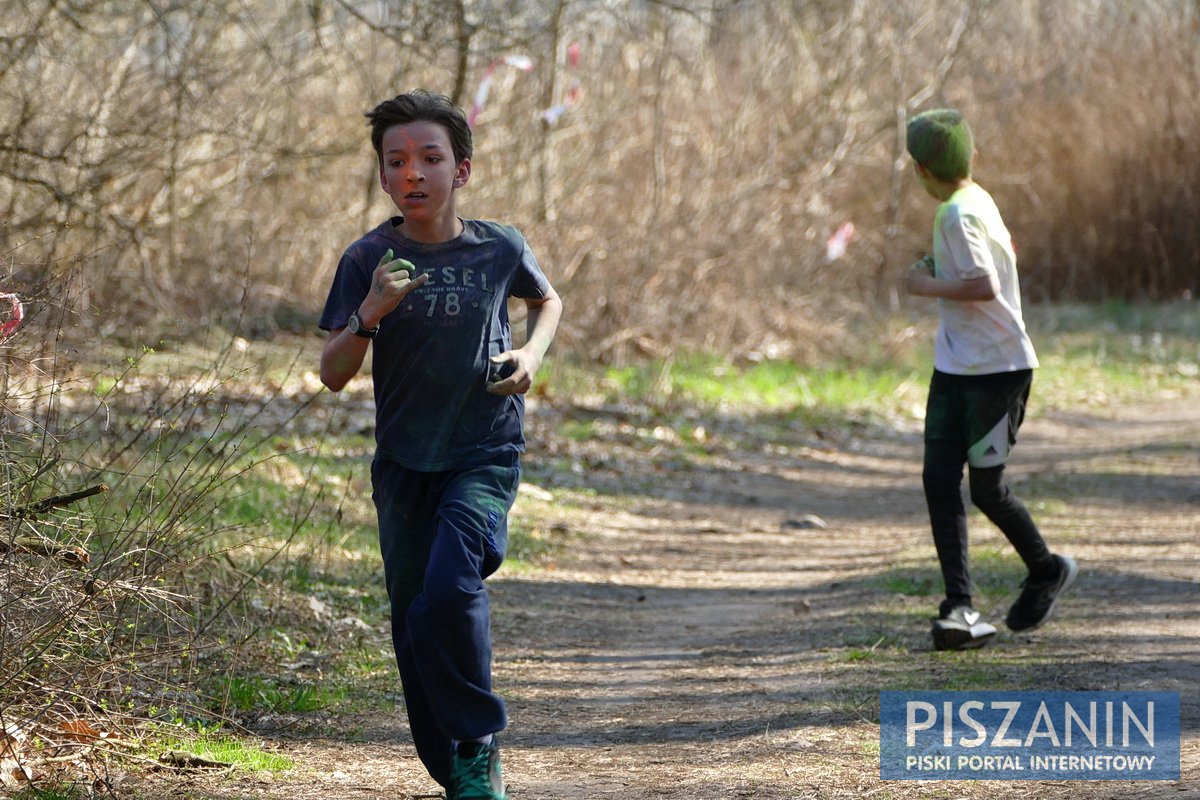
319,217,551,471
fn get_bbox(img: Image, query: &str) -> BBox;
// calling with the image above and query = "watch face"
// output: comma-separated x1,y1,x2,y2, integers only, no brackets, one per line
347,312,375,338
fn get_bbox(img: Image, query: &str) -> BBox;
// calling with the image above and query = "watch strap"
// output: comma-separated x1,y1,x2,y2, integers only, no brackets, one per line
348,310,378,339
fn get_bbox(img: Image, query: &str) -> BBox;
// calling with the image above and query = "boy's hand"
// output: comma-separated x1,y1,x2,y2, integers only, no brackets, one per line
904,258,937,296
359,248,428,327
486,349,539,396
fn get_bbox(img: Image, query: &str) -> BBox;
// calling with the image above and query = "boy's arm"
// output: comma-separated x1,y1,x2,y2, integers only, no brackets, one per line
486,286,564,396
904,265,999,301
320,328,372,392
905,211,1001,302
320,251,429,392
523,286,564,362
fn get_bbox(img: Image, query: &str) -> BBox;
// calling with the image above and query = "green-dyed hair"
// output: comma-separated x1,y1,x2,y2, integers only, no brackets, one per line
906,109,974,182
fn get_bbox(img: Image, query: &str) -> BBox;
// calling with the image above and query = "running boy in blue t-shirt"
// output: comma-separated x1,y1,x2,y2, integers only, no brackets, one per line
319,90,562,799
904,108,1076,652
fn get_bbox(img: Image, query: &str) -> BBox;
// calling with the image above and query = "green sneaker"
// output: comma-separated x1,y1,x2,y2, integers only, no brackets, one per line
450,737,506,800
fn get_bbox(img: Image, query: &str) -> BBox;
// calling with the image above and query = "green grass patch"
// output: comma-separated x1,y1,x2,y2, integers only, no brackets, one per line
153,732,294,772
539,302,1200,430
8,788,89,800
544,354,927,421
873,549,1025,601
332,643,400,706
879,571,941,597
840,628,906,652
844,646,890,663
835,609,928,657
504,516,569,569
1026,301,1200,409
1021,495,1071,515
846,646,1046,693
924,660,1012,691
560,417,601,442
857,739,881,758
216,674,346,715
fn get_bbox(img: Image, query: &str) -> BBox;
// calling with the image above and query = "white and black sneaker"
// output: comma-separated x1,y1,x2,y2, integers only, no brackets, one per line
932,604,997,651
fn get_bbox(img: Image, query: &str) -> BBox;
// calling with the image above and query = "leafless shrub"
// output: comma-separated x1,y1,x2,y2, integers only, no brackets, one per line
0,255,324,788
1,1,1197,362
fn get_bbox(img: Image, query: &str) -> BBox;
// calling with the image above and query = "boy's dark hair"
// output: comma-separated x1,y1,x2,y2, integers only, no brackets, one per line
906,108,974,182
365,90,473,166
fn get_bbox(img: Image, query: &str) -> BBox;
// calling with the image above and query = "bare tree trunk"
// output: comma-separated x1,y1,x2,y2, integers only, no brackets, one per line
881,90,907,311
641,8,671,266
165,83,182,292
450,0,472,108
535,0,566,223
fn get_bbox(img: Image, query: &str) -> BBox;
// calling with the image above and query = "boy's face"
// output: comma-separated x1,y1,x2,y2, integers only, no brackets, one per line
913,161,939,199
379,121,470,229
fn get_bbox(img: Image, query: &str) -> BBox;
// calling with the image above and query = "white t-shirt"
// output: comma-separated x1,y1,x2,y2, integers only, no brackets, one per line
930,183,1039,375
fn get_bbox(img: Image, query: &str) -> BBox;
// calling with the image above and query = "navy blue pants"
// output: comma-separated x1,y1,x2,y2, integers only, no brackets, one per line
922,369,1055,607
371,454,520,790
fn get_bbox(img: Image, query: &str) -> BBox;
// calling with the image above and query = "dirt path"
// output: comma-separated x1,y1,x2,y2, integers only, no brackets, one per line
146,395,1200,799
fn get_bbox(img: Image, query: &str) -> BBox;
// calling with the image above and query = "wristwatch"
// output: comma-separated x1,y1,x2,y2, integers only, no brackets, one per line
346,310,378,339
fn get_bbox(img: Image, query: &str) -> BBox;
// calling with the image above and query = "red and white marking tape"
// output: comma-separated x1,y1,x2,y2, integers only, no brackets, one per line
540,42,583,126
824,222,855,263
0,292,23,339
468,55,535,128
467,43,585,129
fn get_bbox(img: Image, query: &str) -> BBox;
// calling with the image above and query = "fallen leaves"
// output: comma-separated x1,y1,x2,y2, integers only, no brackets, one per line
0,717,129,789
0,721,32,788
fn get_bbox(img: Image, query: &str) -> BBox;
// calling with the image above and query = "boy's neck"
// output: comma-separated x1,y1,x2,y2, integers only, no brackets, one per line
931,176,974,202
397,216,464,244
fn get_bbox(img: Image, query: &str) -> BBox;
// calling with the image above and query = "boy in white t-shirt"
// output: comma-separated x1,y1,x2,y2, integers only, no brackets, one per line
904,108,1077,651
